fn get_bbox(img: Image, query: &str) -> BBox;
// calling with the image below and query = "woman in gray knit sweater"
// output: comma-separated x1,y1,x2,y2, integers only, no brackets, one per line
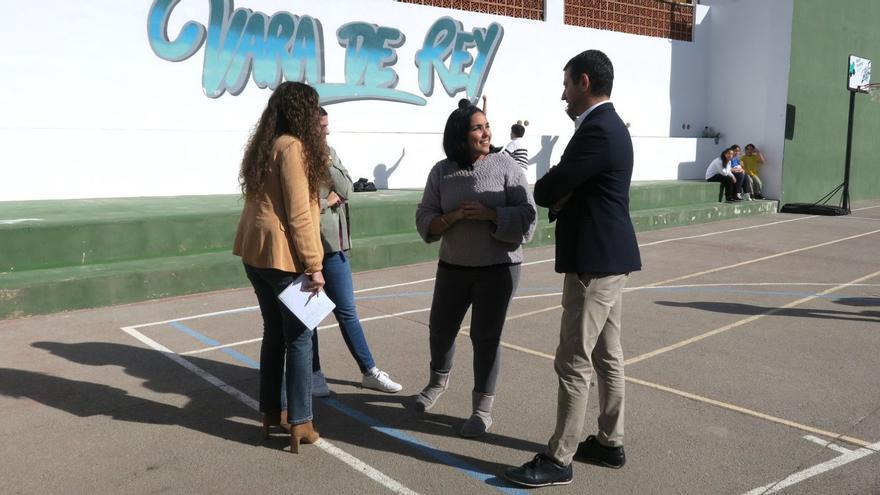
414,105,537,437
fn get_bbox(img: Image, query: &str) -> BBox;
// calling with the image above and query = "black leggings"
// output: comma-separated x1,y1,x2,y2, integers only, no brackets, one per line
427,263,520,394
707,173,738,199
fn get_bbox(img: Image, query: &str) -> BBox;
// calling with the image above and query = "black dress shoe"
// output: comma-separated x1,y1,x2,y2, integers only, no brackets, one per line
504,454,573,487
574,435,626,468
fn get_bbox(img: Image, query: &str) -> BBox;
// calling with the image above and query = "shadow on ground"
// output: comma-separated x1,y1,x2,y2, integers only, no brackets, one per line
656,301,880,323
1,341,539,487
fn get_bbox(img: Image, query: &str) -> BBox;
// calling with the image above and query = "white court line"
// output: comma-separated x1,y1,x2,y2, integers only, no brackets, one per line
132,217,880,493
802,435,856,455
181,294,565,356
509,292,562,300
121,325,419,495
743,439,880,495
641,228,880,289
180,307,433,356
133,214,837,330
626,377,873,448
637,215,814,248
128,305,259,329
626,268,880,365
353,278,436,294
641,282,880,289
852,204,880,211
523,215,819,265
179,276,878,356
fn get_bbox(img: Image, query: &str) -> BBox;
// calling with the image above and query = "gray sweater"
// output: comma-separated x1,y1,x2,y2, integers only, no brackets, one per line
416,152,537,267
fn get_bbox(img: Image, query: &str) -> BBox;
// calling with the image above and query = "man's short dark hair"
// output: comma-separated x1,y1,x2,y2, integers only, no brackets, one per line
319,106,328,116
511,124,525,138
564,50,614,97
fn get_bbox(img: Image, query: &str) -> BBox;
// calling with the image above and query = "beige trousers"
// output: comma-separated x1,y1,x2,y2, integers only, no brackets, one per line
547,272,628,466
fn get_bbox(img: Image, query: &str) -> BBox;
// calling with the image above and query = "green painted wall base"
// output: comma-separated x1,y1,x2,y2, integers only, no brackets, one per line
0,182,777,319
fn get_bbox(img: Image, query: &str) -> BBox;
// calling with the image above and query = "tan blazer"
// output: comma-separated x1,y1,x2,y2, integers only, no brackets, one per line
233,135,324,274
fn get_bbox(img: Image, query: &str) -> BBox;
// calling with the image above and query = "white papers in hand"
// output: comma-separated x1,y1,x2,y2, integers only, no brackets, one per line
277,275,336,329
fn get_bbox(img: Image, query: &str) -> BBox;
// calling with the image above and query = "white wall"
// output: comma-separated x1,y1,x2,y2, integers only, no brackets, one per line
702,0,794,199
1,0,722,200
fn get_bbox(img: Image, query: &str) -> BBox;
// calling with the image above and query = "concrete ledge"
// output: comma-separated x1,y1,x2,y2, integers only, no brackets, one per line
0,183,778,319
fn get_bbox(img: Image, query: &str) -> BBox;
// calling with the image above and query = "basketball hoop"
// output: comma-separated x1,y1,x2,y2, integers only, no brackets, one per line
862,82,880,101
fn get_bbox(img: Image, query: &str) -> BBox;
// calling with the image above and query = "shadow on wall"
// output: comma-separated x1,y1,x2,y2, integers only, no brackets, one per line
530,135,560,180
372,148,405,190
677,139,723,179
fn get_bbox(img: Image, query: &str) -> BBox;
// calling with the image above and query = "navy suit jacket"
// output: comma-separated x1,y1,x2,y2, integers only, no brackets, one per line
534,103,642,275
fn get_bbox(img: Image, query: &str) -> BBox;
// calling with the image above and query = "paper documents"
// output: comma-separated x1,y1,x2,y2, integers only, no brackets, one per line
277,275,336,329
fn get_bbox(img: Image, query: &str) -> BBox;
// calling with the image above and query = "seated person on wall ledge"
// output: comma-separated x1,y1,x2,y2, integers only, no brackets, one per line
740,143,765,199
705,148,742,202
728,144,750,199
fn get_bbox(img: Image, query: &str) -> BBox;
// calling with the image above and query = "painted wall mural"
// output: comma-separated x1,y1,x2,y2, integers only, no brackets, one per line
148,0,504,104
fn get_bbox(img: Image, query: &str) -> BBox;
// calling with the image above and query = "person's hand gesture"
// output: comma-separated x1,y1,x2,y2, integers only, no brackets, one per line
460,200,497,222
552,193,572,212
304,271,325,294
326,191,342,207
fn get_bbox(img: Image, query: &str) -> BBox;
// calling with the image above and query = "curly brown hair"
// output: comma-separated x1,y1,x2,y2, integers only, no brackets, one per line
239,82,328,199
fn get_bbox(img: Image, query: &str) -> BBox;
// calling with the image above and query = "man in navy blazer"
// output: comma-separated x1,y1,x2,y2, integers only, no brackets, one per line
506,49,641,487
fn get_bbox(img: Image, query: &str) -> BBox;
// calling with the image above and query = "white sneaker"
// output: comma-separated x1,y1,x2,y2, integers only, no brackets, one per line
312,370,331,397
362,368,402,393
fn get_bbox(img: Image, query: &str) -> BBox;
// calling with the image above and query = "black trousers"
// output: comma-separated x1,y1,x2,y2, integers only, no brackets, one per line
707,173,736,199
427,263,520,394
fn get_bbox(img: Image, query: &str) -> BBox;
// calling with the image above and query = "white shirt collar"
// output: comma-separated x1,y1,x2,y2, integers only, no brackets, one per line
574,99,611,130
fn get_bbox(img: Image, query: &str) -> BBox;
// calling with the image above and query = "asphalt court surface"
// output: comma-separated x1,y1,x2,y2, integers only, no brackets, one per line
2,202,880,494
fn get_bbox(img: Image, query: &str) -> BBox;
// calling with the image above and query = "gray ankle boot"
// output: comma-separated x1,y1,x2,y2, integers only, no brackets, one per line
413,369,450,412
460,391,494,438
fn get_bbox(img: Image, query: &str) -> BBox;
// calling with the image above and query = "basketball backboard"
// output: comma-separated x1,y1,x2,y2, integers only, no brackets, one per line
847,54,871,93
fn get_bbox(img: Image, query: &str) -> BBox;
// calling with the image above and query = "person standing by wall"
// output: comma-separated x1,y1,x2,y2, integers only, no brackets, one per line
309,107,402,397
504,123,529,170
505,49,642,487
233,81,327,454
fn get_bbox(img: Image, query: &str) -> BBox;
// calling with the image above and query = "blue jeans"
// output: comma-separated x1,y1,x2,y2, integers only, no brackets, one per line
243,264,313,425
313,251,376,374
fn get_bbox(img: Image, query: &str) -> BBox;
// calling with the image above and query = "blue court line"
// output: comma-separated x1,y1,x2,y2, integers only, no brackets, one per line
325,398,526,495
166,321,526,495
169,321,260,368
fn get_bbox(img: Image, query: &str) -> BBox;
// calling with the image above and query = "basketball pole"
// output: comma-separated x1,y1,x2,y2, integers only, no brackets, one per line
842,89,855,214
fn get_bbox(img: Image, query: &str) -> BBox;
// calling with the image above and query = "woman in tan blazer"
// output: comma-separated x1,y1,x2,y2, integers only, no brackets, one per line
233,81,328,453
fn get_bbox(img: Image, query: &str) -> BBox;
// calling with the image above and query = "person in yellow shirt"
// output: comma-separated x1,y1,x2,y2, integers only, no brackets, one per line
741,143,765,199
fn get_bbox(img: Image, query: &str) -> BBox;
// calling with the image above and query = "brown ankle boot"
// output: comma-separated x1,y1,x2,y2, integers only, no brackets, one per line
261,411,282,439
279,410,291,433
290,421,319,454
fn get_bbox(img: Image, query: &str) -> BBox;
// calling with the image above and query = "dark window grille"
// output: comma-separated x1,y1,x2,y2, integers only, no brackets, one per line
397,0,545,21
564,0,694,42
